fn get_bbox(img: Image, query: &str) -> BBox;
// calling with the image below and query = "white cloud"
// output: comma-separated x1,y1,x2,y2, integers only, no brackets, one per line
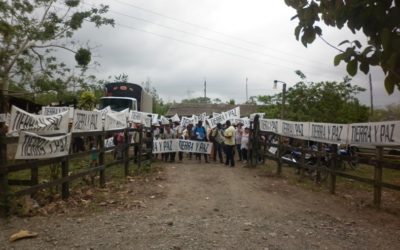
74,0,399,106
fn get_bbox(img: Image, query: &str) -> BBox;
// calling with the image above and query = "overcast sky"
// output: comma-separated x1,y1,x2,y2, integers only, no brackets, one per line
75,0,399,107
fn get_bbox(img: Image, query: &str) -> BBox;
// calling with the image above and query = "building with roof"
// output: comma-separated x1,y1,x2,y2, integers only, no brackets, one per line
165,103,259,117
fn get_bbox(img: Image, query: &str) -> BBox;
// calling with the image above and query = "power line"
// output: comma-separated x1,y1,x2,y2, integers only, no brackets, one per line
113,21,298,71
106,0,327,65
83,4,331,72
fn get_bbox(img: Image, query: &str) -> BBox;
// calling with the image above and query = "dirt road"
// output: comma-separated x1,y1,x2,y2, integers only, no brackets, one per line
1,160,400,249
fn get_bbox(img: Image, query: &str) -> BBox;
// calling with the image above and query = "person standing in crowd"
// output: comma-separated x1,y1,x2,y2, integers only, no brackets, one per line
192,120,209,163
224,120,236,167
210,123,224,163
235,123,243,161
173,121,184,162
161,124,176,162
241,126,250,164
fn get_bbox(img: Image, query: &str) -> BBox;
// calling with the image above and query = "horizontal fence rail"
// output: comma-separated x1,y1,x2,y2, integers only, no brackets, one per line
0,127,153,216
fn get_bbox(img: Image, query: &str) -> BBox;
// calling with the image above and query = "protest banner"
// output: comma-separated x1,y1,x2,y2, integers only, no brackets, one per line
309,122,349,144
42,106,74,119
206,114,226,129
171,114,180,122
105,111,127,131
15,131,71,159
151,113,159,125
160,116,170,125
72,110,102,132
259,119,281,133
348,121,400,146
192,115,199,125
8,105,69,136
104,136,115,149
222,106,240,121
152,139,213,154
181,117,194,127
198,112,207,122
231,118,250,127
280,120,310,140
94,106,112,119
128,110,143,123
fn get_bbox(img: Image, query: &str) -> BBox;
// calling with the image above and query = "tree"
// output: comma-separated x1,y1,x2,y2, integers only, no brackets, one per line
257,73,369,123
181,97,211,104
78,91,96,110
0,0,114,114
371,103,400,121
285,0,400,93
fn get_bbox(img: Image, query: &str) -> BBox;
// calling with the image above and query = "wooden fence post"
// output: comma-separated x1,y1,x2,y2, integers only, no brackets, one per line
0,135,9,216
124,128,129,176
374,146,383,209
61,158,69,200
330,144,338,194
98,133,106,188
276,135,282,176
138,127,142,168
315,143,322,184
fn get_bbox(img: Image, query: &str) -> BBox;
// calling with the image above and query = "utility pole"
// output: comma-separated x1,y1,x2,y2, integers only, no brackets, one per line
246,77,248,103
369,73,374,117
204,78,207,100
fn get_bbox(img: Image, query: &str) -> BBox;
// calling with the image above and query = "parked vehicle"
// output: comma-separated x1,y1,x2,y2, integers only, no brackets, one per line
99,82,153,112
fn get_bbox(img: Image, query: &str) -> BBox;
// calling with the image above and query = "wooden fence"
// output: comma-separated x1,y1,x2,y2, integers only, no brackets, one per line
256,131,400,209
0,127,153,216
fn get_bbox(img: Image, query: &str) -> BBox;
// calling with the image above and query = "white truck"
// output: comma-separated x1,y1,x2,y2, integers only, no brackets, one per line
99,82,153,112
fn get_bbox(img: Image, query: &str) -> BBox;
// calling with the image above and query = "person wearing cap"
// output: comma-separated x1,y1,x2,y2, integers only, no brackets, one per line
223,120,236,167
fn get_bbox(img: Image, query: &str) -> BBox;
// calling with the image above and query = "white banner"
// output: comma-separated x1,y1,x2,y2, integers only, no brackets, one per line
349,121,400,146
94,106,112,119
181,117,194,127
153,139,213,154
309,122,349,144
207,114,226,129
9,105,69,135
198,112,207,122
42,106,74,119
105,112,127,131
72,110,102,132
222,106,240,121
171,114,180,122
104,136,115,149
15,131,71,159
259,119,281,133
160,116,170,125
280,120,310,139
231,118,250,128
151,113,159,125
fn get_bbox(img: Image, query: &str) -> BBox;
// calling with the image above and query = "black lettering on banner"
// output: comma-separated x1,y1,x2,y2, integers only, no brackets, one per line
380,124,395,143
21,134,47,157
178,140,194,151
351,125,371,143
198,142,209,153
163,140,172,151
311,124,325,139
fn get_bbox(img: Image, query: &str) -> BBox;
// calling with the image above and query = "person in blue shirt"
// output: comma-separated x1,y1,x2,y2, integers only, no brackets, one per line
192,120,209,163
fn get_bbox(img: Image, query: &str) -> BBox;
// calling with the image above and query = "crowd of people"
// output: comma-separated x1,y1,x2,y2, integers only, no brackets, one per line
152,119,252,167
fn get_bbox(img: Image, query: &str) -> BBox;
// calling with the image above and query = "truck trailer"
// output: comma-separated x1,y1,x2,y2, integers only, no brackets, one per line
99,82,153,113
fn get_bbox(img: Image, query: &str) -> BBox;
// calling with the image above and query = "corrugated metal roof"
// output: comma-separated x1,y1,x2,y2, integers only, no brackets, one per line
165,103,259,117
